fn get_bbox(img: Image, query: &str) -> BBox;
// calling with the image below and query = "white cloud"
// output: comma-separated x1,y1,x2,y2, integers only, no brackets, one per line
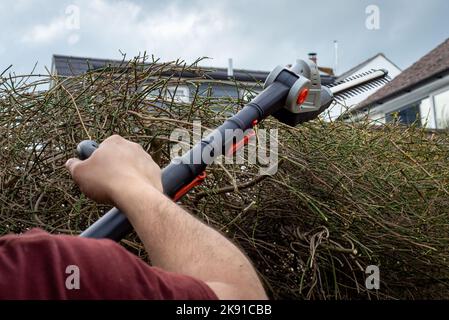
67,34,80,45
21,17,67,44
78,0,238,65
10,0,449,74
19,0,238,63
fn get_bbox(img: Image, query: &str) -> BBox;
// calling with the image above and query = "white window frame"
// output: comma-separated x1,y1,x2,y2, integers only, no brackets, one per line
167,85,190,103
143,84,190,103
430,84,449,129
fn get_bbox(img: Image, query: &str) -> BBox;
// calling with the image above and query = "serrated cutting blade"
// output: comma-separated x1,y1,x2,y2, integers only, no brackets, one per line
326,69,391,102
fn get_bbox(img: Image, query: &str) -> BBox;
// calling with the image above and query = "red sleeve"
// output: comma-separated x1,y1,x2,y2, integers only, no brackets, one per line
0,229,218,300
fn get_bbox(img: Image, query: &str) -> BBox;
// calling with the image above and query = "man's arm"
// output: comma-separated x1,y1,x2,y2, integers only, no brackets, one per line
66,135,267,300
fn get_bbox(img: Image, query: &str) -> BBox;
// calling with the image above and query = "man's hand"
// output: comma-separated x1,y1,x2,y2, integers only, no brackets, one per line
65,135,163,205
66,134,267,300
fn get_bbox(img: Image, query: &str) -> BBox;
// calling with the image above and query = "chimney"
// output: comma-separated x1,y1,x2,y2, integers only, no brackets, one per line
227,58,234,78
308,52,317,65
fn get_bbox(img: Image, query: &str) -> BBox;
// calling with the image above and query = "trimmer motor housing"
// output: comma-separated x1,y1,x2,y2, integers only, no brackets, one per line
264,59,334,127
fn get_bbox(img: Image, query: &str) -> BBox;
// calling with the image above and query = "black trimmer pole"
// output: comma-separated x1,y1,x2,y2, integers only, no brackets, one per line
78,60,348,241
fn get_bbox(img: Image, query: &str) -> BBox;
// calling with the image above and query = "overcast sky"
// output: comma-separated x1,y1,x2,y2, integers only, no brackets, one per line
1,0,448,76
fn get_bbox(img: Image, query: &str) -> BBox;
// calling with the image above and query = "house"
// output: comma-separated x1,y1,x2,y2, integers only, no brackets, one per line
351,38,449,129
51,55,267,103
50,54,336,103
323,53,401,121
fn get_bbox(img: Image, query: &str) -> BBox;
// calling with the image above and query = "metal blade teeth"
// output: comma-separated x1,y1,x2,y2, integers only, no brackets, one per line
327,69,386,87
328,69,391,102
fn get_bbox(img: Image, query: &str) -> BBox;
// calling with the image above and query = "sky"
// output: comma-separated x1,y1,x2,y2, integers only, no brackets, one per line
0,0,448,76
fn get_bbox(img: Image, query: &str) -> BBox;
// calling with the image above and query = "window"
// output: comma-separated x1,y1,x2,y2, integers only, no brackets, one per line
146,85,190,103
197,83,240,99
386,100,424,126
419,97,433,127
434,89,449,129
167,86,190,103
382,86,449,129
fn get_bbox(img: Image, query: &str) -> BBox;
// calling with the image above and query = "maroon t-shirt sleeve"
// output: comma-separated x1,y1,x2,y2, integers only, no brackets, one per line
0,229,218,300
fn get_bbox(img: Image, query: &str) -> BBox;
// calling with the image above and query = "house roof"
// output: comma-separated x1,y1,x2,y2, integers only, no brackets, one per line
357,38,449,110
51,54,336,85
337,53,400,81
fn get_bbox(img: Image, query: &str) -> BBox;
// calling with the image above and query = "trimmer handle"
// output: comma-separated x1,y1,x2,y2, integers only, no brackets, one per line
75,139,134,239
76,140,99,160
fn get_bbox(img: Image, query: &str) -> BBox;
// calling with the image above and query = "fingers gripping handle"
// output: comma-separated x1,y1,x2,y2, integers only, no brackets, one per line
75,140,133,239
77,140,99,160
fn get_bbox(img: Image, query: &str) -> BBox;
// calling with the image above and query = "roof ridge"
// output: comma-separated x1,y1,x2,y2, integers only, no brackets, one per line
52,54,270,74
337,53,384,80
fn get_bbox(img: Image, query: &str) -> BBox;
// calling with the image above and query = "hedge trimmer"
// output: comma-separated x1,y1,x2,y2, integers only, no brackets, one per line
76,59,390,241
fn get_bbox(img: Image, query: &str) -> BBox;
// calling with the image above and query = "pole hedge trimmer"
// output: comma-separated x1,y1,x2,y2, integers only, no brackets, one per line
76,59,390,241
